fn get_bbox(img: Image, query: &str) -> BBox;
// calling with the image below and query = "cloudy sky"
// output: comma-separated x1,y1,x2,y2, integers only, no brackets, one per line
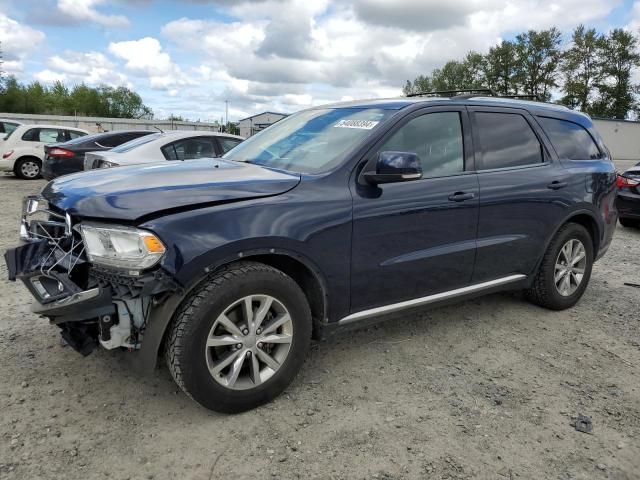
0,0,638,122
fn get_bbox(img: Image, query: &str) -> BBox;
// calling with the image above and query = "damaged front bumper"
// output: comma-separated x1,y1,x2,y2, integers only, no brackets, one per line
4,195,180,362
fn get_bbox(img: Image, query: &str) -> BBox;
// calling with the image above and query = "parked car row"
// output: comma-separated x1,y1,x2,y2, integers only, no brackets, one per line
0,123,244,180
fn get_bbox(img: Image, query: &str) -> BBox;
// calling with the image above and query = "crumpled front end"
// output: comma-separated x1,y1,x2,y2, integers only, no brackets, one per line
4,195,179,356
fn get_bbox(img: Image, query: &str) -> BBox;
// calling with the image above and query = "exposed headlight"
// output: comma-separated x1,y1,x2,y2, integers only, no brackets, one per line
80,224,166,272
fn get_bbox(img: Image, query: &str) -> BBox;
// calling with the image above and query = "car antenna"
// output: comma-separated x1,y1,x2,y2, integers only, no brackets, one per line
153,126,164,133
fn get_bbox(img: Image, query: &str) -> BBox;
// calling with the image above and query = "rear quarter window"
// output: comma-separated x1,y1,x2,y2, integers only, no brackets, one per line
67,130,86,140
538,117,603,160
218,137,243,153
111,133,161,153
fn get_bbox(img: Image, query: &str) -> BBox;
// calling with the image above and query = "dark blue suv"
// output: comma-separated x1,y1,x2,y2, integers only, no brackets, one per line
5,94,618,412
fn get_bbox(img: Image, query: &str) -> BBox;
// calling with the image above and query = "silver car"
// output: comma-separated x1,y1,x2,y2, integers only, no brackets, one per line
84,130,244,170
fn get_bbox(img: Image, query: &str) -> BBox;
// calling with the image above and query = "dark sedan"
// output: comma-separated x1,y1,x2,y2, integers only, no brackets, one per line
617,162,640,228
42,130,154,180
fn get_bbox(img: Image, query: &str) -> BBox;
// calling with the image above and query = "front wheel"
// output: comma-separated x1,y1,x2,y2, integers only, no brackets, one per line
526,223,594,310
165,261,312,413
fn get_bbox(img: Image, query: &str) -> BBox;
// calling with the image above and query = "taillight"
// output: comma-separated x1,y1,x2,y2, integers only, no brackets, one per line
48,148,74,158
2,150,13,159
617,174,640,188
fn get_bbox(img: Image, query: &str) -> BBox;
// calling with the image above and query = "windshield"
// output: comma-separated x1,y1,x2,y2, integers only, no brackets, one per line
224,108,392,173
111,132,161,153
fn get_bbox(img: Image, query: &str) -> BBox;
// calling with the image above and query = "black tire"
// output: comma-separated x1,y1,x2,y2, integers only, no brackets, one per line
14,157,42,180
526,223,594,310
165,261,312,413
619,217,639,228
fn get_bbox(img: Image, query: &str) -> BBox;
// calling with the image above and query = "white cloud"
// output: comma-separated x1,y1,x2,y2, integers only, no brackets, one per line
4,0,628,120
626,1,640,32
0,13,46,69
56,0,129,28
108,37,193,90
159,0,622,119
35,51,130,87
34,69,68,83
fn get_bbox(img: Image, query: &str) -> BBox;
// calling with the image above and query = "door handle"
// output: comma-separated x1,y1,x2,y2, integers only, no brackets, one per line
547,180,568,190
448,192,475,202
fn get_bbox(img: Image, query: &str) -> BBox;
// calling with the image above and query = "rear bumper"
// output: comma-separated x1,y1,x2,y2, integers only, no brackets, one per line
0,157,16,172
616,191,640,219
42,157,84,180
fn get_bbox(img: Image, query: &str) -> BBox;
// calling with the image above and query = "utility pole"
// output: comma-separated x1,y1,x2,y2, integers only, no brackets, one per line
225,100,229,127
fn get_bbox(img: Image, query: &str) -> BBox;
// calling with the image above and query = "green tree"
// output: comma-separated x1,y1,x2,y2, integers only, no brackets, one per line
0,76,25,112
101,86,153,119
591,28,640,119
0,77,153,119
559,25,605,112
225,122,240,136
69,84,106,116
430,60,468,90
49,81,71,115
481,41,518,95
24,82,48,114
514,28,563,101
402,75,432,95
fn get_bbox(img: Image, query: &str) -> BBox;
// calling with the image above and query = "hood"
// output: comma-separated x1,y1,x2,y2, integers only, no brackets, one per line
42,158,301,221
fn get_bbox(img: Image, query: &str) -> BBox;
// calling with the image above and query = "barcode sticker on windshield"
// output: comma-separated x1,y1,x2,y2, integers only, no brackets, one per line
334,119,379,130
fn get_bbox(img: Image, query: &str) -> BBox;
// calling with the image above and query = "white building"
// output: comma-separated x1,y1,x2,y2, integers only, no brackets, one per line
238,112,288,138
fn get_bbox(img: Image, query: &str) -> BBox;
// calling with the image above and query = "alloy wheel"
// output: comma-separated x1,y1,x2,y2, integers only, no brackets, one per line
554,239,587,297
205,294,294,390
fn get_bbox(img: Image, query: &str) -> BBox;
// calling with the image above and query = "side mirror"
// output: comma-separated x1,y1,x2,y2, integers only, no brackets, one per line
363,151,422,185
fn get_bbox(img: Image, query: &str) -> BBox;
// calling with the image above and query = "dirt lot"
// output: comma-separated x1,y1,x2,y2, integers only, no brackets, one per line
0,173,638,480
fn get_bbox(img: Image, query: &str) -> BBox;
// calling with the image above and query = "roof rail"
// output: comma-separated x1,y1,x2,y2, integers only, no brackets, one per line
406,88,497,98
499,94,540,101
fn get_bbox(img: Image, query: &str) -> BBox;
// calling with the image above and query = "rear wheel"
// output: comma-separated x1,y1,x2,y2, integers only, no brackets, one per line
165,261,311,413
14,157,41,180
619,217,639,228
526,223,593,310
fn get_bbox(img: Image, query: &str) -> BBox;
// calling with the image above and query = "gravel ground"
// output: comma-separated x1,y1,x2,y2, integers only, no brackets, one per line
0,173,638,480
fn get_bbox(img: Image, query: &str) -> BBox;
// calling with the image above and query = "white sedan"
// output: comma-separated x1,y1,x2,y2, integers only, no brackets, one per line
84,130,244,170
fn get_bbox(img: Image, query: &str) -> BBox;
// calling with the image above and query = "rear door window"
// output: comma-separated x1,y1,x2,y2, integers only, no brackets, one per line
474,112,543,169
162,137,216,161
22,128,67,143
538,117,602,160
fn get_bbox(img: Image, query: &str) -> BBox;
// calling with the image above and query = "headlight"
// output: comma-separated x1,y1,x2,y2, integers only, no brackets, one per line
80,224,166,272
